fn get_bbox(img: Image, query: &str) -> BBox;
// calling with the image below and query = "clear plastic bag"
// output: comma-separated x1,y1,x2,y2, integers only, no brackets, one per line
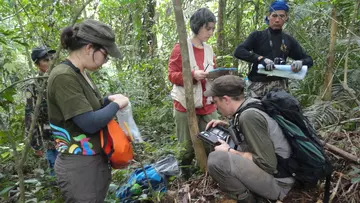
116,102,144,143
154,154,180,176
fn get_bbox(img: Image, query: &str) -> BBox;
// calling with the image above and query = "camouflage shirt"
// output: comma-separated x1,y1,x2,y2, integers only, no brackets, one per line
25,74,55,151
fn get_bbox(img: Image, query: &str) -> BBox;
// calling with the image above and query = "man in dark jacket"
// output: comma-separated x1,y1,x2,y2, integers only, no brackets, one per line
234,0,313,98
25,46,57,176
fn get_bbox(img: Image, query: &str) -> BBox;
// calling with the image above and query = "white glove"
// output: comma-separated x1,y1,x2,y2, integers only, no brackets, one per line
291,60,303,73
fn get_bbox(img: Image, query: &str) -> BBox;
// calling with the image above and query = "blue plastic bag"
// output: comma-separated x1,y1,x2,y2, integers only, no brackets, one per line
116,165,166,202
116,155,179,202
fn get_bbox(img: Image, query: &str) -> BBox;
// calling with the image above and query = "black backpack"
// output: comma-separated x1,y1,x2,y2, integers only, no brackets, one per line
232,89,332,203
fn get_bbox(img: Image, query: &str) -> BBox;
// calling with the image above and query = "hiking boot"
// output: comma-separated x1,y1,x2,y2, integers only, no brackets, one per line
237,193,256,203
254,196,268,203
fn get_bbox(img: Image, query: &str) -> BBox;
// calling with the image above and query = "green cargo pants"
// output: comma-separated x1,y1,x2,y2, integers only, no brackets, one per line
174,110,218,166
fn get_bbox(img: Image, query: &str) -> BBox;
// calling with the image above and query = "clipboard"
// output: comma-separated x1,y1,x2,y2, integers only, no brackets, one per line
207,68,238,79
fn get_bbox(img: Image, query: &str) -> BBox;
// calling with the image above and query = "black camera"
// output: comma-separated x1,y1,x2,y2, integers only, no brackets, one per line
274,57,286,65
197,125,231,146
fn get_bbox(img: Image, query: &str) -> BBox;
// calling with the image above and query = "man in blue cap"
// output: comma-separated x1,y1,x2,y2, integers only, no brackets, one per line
25,46,57,176
234,0,313,98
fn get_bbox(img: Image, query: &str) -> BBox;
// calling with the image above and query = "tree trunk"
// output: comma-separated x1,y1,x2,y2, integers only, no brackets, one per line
14,1,32,71
343,1,359,88
146,0,157,57
254,0,261,29
141,0,165,103
13,2,32,201
172,0,207,171
217,0,226,56
139,0,156,58
322,7,337,101
233,0,243,69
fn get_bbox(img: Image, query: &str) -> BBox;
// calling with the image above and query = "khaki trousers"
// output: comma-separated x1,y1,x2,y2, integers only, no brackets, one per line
208,151,292,201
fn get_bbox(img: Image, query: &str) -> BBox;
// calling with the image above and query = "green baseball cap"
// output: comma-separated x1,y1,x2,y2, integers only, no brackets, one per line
74,19,121,58
204,75,245,97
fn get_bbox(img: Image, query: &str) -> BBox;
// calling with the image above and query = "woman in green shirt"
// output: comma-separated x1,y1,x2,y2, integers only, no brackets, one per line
47,19,128,202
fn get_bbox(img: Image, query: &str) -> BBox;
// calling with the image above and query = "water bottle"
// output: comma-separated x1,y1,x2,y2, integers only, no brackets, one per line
244,76,250,88
116,102,144,143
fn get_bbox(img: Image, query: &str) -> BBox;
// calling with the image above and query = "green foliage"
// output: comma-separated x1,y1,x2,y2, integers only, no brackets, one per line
0,0,359,201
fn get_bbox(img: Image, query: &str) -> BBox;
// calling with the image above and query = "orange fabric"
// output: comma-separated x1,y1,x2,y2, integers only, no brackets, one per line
100,119,133,169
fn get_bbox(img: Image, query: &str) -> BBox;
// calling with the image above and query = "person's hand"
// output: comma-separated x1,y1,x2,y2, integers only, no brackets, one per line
108,94,124,102
214,139,231,152
291,60,303,73
259,58,275,71
205,119,228,130
109,94,129,109
193,70,209,81
34,150,44,157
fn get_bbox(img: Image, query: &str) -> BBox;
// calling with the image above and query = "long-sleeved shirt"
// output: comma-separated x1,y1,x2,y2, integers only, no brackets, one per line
234,27,313,82
168,43,216,115
236,99,278,174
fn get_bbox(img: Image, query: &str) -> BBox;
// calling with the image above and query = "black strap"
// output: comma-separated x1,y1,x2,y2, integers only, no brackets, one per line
102,126,109,149
230,102,265,146
323,174,331,203
267,29,286,60
232,102,264,131
102,126,115,158
273,155,292,178
61,59,81,73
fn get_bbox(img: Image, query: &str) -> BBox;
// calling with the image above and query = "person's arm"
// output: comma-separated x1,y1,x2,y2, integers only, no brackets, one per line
72,102,120,134
215,139,253,160
103,96,111,106
168,43,197,86
228,148,253,160
288,36,313,68
52,74,122,135
239,110,278,174
25,85,34,134
234,31,262,63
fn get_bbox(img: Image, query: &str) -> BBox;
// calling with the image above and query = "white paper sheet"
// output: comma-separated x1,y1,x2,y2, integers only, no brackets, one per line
257,64,308,80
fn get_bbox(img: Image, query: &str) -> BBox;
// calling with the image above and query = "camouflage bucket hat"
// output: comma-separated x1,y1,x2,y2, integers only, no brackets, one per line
74,19,121,58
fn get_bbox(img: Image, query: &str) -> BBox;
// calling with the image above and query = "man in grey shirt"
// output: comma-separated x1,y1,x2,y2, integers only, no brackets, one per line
204,75,294,202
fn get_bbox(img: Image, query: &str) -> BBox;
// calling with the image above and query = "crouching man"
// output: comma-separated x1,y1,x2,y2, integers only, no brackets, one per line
204,75,294,202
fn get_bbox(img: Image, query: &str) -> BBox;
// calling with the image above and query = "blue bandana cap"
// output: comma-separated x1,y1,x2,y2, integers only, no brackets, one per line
269,0,289,13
